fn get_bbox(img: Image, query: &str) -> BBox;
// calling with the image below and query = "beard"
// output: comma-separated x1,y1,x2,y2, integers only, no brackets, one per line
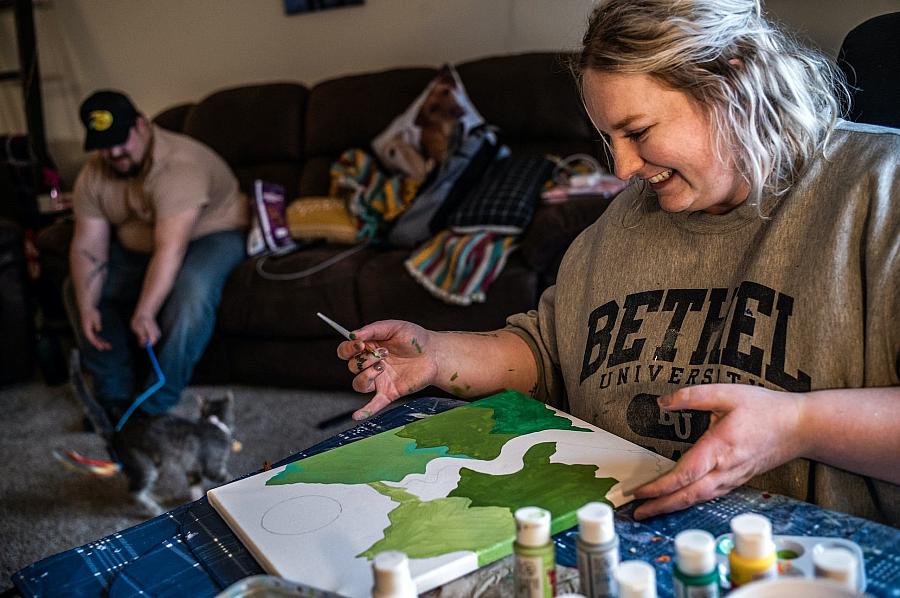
106,156,143,178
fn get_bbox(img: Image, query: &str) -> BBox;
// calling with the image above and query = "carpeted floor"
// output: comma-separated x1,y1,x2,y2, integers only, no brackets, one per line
0,378,374,593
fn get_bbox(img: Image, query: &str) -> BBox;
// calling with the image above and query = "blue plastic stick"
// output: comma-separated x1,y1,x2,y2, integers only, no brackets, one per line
115,343,166,432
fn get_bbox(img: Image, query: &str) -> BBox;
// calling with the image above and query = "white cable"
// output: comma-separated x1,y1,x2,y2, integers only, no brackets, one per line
254,241,370,281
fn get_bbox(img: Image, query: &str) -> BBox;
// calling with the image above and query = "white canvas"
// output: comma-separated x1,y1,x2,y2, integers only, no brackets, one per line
209,391,673,597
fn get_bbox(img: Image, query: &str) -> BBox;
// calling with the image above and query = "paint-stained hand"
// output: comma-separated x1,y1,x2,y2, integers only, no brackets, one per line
631,384,808,520
80,307,111,351
336,319,439,421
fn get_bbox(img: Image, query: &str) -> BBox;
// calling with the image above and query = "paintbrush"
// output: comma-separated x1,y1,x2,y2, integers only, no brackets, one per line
316,312,384,359
317,312,355,340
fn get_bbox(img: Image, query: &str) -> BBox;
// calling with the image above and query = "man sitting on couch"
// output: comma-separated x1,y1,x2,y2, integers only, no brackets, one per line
66,90,247,419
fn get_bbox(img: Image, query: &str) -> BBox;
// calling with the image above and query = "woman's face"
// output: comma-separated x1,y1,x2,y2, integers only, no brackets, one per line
582,70,749,214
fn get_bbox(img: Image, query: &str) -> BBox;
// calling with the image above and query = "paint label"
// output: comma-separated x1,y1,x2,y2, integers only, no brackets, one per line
577,546,618,597
515,553,556,598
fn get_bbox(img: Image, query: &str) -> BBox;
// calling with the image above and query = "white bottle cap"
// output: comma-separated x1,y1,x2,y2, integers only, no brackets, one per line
730,513,775,559
813,546,858,590
577,502,615,544
615,560,657,598
514,506,551,547
372,550,417,598
674,529,716,576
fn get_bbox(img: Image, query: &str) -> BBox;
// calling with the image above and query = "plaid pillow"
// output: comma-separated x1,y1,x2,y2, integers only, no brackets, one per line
446,154,553,234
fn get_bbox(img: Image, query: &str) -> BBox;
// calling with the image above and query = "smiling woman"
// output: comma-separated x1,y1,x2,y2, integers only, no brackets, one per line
580,70,749,215
334,0,900,527
576,0,847,215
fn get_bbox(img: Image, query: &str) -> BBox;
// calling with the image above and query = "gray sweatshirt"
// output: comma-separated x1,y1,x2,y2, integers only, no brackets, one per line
508,121,900,525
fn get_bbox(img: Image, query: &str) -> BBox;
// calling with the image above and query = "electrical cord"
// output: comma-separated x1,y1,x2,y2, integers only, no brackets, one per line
254,241,371,281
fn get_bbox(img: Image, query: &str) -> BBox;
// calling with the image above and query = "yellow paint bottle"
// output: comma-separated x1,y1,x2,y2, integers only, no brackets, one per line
728,513,777,588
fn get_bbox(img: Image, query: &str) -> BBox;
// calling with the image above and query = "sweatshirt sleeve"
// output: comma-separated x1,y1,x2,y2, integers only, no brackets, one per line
505,284,568,410
863,134,900,383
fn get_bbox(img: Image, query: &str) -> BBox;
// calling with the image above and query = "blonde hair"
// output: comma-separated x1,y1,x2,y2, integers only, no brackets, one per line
577,0,848,211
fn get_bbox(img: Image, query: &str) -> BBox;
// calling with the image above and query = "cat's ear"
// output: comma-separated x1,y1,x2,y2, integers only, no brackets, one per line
194,393,211,418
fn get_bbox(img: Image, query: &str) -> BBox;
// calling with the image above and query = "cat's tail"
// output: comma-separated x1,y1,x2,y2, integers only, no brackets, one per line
69,349,116,447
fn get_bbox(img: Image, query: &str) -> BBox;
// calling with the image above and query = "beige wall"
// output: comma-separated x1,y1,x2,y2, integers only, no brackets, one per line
1,0,897,184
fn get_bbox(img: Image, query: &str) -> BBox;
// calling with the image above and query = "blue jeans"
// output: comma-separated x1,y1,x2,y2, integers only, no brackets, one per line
65,230,245,414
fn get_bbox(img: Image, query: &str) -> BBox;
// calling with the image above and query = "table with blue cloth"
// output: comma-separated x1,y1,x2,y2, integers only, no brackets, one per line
14,397,900,597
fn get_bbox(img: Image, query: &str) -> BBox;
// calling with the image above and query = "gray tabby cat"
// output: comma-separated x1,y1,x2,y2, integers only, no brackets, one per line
69,349,235,516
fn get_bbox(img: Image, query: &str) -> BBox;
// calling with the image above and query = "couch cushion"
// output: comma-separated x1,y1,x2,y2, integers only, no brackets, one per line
456,53,594,145
216,245,371,338
152,102,194,133
183,83,308,188
234,163,306,200
305,67,438,157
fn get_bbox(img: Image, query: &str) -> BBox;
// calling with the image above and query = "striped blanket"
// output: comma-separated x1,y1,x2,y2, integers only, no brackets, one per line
329,149,420,241
404,230,516,305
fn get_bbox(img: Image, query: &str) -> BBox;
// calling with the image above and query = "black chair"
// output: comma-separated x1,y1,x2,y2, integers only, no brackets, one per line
837,11,900,128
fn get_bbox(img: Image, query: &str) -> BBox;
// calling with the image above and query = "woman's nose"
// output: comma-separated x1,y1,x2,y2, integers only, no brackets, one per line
611,141,644,181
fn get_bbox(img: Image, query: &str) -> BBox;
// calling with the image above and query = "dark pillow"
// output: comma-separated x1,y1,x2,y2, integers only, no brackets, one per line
445,154,553,235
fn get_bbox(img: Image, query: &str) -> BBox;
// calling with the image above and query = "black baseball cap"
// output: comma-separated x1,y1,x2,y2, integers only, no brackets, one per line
79,90,140,151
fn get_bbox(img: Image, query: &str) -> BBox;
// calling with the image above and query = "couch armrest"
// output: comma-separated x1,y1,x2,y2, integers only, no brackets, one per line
518,195,614,286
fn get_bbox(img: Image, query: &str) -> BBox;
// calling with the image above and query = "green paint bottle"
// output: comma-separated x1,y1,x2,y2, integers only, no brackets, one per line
514,506,557,598
672,530,719,598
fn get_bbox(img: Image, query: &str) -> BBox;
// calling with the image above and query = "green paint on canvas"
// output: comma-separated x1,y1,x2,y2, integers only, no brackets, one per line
266,429,455,485
468,390,592,435
396,403,514,460
362,482,514,566
394,391,590,461
450,442,618,534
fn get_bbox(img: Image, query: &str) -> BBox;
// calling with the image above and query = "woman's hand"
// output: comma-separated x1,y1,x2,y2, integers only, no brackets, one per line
337,320,440,420
632,383,808,520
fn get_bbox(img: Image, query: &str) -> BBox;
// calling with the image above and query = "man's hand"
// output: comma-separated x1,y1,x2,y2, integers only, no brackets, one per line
632,384,807,520
80,307,111,350
130,311,161,346
336,320,440,421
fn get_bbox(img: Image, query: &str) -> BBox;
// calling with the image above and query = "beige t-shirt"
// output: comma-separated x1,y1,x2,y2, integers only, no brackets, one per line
73,125,248,253
507,121,900,525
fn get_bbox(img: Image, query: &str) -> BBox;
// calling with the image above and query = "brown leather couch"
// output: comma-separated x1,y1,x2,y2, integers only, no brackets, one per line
38,52,615,388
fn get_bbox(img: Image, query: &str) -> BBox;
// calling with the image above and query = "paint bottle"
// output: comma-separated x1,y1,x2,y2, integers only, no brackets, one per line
371,550,417,598
672,530,719,598
727,513,777,588
575,502,619,598
813,545,858,590
615,560,657,598
514,506,557,598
